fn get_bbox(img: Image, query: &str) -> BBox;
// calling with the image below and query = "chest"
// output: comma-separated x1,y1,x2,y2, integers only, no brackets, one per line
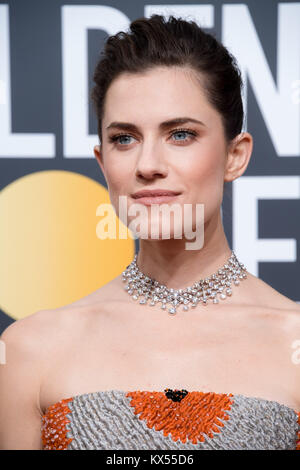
40,312,297,413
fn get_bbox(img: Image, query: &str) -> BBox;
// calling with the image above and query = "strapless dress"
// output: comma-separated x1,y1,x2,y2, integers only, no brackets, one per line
41,388,300,450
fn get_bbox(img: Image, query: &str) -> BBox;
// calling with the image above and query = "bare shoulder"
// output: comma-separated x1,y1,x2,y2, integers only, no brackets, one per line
244,270,300,312
0,309,70,382
0,274,123,350
242,270,300,337
1,309,58,351
0,283,115,427
243,272,300,403
0,309,64,449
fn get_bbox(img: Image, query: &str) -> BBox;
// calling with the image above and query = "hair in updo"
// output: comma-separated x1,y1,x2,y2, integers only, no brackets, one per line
91,13,244,146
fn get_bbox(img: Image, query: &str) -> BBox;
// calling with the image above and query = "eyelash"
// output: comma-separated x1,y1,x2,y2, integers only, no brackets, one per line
108,128,198,146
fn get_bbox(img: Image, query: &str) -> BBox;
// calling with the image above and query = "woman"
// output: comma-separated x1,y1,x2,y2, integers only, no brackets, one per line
0,14,299,450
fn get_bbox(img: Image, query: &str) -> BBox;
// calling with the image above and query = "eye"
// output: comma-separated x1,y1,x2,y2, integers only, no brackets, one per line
108,128,197,147
170,128,197,143
108,134,135,146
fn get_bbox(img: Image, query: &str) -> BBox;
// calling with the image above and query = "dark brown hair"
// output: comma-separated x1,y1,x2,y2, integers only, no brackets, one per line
91,14,244,148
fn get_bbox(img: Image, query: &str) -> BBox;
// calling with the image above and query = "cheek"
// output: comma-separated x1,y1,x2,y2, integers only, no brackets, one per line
105,161,131,192
181,148,225,219
184,150,224,191
104,163,133,218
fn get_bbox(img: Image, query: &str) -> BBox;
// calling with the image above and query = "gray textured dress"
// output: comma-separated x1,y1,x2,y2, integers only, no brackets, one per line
41,389,300,450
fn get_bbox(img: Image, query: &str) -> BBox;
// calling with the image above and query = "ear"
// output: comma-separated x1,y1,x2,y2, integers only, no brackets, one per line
224,132,253,182
94,144,106,179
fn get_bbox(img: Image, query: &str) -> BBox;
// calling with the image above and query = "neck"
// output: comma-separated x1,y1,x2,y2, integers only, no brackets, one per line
136,210,232,290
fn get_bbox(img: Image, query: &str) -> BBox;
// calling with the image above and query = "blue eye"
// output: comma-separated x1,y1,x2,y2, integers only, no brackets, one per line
110,134,134,145
108,128,197,146
171,129,196,141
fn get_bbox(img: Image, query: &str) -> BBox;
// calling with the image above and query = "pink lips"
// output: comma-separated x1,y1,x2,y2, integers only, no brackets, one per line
131,189,181,205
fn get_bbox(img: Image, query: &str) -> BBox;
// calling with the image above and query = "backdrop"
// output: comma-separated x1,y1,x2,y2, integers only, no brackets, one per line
1,0,300,334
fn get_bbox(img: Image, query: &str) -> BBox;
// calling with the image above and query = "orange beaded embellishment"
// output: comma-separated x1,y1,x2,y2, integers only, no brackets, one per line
41,398,73,450
126,390,234,444
296,411,300,450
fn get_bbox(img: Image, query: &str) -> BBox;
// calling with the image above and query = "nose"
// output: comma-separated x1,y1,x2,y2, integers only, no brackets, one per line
135,141,168,180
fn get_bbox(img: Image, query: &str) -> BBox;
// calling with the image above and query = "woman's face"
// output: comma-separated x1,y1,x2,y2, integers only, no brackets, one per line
94,66,232,240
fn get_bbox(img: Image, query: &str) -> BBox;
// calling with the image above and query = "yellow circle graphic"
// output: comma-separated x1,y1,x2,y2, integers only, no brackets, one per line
0,170,134,320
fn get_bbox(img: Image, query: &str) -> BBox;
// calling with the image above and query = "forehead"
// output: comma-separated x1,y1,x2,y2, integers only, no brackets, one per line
103,66,220,128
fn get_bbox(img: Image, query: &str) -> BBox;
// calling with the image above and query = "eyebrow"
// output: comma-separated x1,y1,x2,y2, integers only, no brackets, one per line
106,117,206,132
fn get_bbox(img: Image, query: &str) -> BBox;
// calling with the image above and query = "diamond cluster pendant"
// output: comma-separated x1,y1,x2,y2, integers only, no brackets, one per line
122,251,247,315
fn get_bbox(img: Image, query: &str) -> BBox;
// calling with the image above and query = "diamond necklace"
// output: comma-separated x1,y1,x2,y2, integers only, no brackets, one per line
122,250,247,315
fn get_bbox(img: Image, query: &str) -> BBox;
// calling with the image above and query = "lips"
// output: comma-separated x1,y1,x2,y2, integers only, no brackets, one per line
131,190,181,206
131,189,181,199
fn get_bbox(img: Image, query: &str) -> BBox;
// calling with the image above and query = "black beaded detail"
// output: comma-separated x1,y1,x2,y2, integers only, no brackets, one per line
164,388,189,402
